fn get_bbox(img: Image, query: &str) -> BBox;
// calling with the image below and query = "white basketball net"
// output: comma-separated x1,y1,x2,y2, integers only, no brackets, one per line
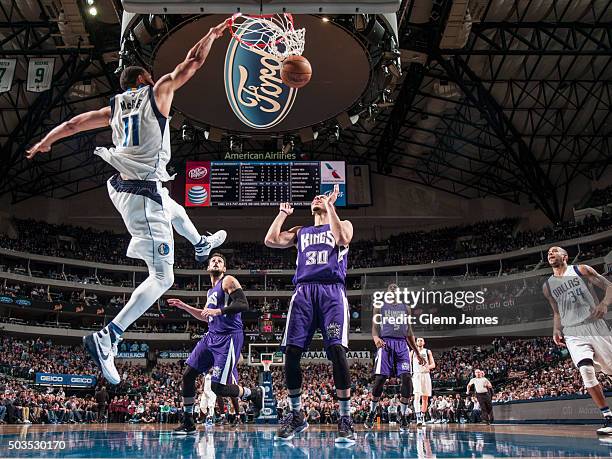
229,13,305,59
262,359,272,372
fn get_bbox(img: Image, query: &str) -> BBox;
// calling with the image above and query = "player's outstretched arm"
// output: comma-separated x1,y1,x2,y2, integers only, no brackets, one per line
153,19,228,116
264,203,301,249
427,350,436,371
577,264,612,319
322,184,353,246
167,298,207,322
26,107,111,159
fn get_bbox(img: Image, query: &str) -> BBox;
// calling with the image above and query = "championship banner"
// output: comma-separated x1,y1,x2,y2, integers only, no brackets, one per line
35,373,96,387
27,57,54,92
0,59,16,93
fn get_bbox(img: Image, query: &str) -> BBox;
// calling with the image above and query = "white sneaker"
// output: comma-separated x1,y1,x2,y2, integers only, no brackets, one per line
598,416,612,435
83,330,121,385
195,230,227,262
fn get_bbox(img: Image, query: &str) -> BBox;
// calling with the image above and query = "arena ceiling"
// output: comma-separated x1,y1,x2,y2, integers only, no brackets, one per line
0,0,611,223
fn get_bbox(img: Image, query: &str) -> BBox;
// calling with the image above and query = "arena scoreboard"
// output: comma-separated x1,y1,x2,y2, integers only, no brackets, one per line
185,161,346,207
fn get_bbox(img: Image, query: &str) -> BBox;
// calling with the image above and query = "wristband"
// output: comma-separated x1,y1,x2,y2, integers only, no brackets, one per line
280,209,289,215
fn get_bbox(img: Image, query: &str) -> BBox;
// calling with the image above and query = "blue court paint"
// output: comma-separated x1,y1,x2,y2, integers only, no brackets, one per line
0,426,610,458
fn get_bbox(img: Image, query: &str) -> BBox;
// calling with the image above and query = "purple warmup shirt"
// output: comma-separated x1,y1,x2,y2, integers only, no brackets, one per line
379,302,410,339
206,276,243,334
292,224,349,285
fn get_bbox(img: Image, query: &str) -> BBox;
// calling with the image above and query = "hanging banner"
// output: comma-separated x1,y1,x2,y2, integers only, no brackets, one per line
0,59,16,93
27,58,54,92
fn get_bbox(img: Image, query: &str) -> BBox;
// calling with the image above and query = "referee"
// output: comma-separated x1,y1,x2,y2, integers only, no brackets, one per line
467,369,494,424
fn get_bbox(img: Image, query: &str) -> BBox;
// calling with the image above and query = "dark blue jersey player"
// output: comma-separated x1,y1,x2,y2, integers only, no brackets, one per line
265,184,355,443
167,253,263,434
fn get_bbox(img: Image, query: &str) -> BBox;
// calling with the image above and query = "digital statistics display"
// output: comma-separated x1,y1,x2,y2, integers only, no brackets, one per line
184,161,346,207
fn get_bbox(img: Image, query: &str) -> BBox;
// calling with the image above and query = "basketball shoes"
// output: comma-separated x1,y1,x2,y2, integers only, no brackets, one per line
83,327,122,385
274,411,309,440
195,230,227,262
364,412,376,429
598,416,612,435
174,413,197,435
336,415,356,443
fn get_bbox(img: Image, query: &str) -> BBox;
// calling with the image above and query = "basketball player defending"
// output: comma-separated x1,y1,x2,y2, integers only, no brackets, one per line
168,253,264,434
264,185,355,442
365,283,424,432
411,337,435,426
544,246,612,436
25,20,229,385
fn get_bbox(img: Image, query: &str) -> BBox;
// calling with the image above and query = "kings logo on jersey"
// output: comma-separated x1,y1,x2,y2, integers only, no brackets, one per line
224,18,298,129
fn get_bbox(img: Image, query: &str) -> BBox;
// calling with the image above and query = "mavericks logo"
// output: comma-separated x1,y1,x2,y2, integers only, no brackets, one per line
224,18,298,129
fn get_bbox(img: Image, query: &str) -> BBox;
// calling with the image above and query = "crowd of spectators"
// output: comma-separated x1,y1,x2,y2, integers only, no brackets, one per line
1,213,610,270
2,336,610,426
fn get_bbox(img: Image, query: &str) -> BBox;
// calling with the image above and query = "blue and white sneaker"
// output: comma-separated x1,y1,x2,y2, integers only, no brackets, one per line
195,230,227,263
335,415,356,443
83,329,121,385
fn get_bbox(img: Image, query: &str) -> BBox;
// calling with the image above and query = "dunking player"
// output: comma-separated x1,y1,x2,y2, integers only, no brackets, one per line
411,337,435,426
168,253,263,434
26,21,229,384
544,246,612,436
364,283,424,432
264,185,355,442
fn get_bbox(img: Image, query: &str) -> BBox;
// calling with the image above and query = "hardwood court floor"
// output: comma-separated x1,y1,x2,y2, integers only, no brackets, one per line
0,422,610,458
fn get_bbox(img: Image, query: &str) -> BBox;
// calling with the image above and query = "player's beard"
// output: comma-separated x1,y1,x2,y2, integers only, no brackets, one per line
209,269,223,278
311,205,325,215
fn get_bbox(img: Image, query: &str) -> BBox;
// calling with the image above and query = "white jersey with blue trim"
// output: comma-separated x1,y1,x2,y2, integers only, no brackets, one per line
547,265,597,327
95,85,173,182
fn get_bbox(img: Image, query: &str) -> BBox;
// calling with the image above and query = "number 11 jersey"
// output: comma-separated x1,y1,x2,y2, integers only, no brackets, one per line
97,85,172,182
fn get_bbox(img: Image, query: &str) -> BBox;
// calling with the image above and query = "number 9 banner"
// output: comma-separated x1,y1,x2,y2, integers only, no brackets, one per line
27,57,55,92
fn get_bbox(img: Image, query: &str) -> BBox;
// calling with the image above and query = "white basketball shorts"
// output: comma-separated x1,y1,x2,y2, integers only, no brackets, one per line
564,319,612,374
107,173,175,267
412,372,433,396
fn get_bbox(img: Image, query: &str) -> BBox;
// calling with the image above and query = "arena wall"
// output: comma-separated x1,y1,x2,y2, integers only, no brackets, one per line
493,394,612,424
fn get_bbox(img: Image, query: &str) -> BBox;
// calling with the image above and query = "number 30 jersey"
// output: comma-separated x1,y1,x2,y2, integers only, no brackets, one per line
546,265,598,327
293,224,348,285
96,85,172,182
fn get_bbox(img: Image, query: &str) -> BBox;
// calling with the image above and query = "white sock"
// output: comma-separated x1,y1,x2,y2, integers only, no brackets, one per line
400,403,408,416
112,261,174,330
168,198,201,245
369,400,378,414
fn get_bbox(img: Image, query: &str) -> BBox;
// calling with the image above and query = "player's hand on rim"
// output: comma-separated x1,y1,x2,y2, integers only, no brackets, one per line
279,202,294,216
210,19,229,38
552,328,565,346
25,141,51,159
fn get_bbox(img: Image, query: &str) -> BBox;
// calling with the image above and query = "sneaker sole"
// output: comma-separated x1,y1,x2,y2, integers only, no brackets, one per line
172,430,197,435
335,436,356,444
274,422,309,441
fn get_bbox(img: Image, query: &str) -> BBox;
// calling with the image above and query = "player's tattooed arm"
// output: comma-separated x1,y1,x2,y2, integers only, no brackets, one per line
167,298,207,322
219,275,249,315
153,19,228,116
542,283,565,346
26,107,111,159
264,203,302,249
322,185,353,246
577,264,612,319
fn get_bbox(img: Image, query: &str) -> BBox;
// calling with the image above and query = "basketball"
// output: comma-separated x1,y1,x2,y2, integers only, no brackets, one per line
281,55,312,89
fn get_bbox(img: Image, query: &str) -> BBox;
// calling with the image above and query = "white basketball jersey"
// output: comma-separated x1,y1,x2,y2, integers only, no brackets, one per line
412,348,430,374
96,85,172,181
547,265,597,327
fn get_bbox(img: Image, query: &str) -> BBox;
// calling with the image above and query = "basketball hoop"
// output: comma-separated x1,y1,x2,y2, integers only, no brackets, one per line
262,359,273,372
228,13,305,59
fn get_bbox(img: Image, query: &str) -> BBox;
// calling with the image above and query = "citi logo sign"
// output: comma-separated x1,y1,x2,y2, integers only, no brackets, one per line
188,167,208,180
224,18,297,129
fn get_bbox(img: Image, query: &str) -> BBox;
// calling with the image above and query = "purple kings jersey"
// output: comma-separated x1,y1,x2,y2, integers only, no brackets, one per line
379,302,410,339
293,224,349,285
206,276,243,334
